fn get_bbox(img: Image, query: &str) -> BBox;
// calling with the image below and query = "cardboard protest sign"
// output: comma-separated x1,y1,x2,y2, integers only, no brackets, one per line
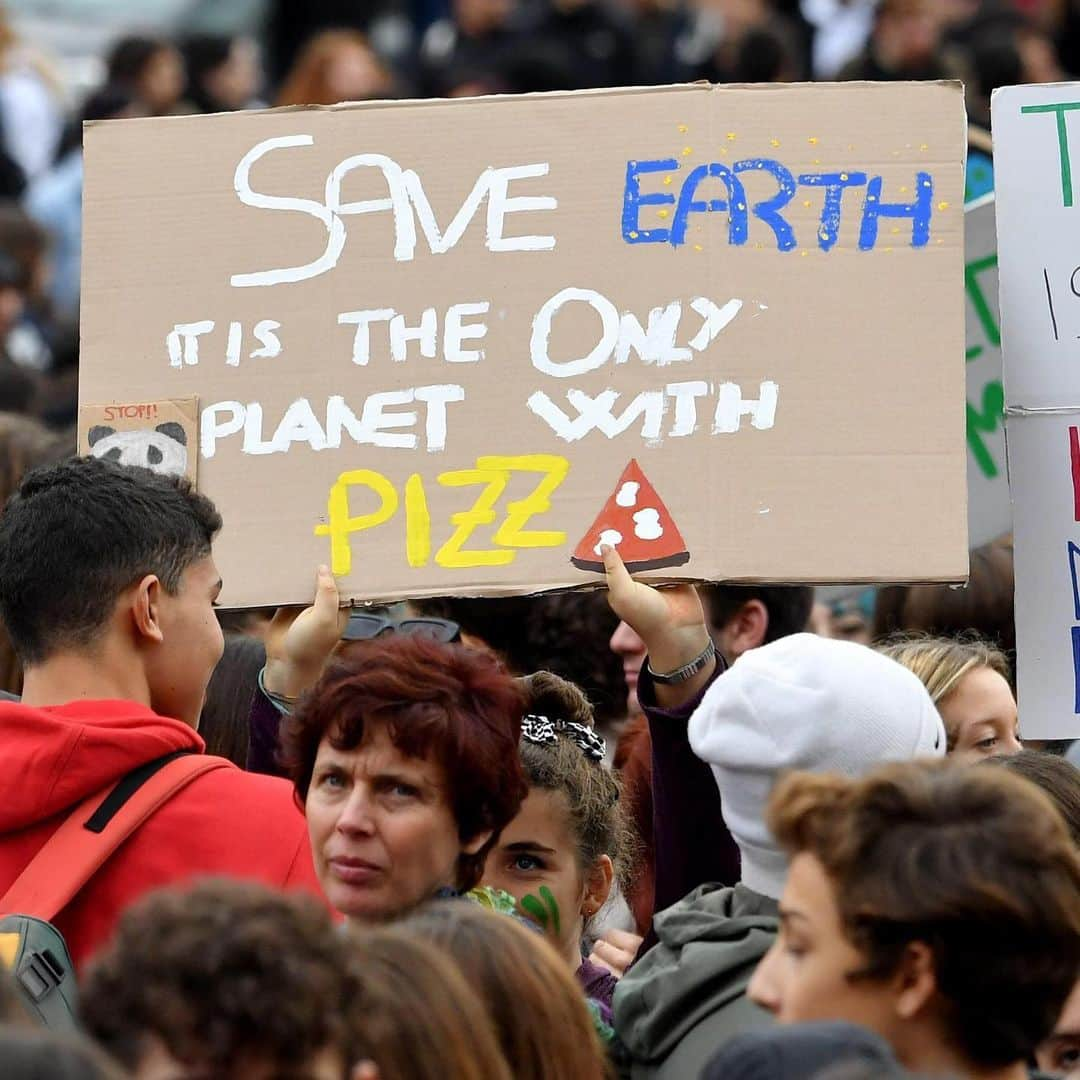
963,196,1010,549
79,82,967,608
992,82,1080,738
78,398,199,482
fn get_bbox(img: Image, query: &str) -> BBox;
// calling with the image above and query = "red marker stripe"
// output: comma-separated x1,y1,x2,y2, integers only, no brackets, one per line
1072,426,1080,523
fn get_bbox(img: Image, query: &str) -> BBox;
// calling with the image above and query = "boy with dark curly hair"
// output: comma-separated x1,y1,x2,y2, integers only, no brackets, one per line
80,879,359,1079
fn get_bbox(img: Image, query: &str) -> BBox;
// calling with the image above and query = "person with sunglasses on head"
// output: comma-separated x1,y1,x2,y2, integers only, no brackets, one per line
246,568,462,777
249,567,529,925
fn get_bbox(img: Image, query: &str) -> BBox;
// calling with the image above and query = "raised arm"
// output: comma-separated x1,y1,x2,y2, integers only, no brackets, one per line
602,546,739,925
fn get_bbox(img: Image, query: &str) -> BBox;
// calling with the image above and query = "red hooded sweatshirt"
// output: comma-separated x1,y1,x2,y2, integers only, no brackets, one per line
0,698,325,970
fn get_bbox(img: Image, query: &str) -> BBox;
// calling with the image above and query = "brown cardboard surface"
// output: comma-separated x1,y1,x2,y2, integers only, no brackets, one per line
79,82,968,607
78,398,199,482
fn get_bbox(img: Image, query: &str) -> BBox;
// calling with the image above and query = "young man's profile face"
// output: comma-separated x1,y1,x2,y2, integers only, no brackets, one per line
748,852,900,1040
146,555,224,728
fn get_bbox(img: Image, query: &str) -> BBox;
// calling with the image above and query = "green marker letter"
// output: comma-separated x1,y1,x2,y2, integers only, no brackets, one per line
1020,101,1080,208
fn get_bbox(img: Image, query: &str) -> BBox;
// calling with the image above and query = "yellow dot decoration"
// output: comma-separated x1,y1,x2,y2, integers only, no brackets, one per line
628,231,639,239
808,136,819,145
802,199,812,208
663,175,673,186
937,201,950,211
770,138,781,148
693,244,703,252
726,132,737,141
920,143,929,151
681,146,692,156
657,209,670,219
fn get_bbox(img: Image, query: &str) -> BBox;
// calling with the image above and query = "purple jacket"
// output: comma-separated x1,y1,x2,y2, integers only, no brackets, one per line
638,660,740,947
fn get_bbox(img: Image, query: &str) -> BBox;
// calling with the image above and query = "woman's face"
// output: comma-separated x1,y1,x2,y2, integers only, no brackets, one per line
939,666,1021,762
325,44,387,103
482,787,595,966
139,47,185,114
306,724,489,921
749,853,901,1040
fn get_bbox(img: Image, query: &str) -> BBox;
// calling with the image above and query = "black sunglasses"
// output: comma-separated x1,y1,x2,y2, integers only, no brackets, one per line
341,612,461,644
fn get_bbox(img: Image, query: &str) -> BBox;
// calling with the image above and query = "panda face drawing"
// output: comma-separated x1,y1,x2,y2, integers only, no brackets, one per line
87,422,189,477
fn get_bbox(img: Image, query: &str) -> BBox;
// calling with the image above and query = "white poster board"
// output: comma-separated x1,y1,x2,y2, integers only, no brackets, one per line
992,82,1080,739
964,196,1010,548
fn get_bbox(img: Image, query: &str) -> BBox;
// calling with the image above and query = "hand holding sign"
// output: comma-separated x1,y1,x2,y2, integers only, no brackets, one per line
264,565,348,700
601,544,715,707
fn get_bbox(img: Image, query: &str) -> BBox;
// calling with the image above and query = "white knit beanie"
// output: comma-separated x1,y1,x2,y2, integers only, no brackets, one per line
687,633,945,900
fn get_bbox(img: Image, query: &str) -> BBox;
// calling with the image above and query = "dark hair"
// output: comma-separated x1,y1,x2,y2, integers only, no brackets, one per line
283,635,528,890
80,880,358,1074
732,22,803,82
0,203,46,291
198,634,264,766
874,535,1015,655
80,85,136,125
0,1026,126,1079
345,926,512,1080
518,671,635,901
181,34,236,113
984,750,1080,846
412,592,625,724
106,35,171,86
0,415,70,692
0,457,221,664
769,760,1080,1070
403,902,608,1080
700,583,814,644
181,34,232,80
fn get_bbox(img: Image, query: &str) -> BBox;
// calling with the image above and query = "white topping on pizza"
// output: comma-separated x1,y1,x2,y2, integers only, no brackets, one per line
633,508,664,541
594,528,623,555
615,481,640,508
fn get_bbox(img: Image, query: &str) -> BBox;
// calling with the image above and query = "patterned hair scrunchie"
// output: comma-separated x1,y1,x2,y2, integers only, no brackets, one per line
521,714,607,762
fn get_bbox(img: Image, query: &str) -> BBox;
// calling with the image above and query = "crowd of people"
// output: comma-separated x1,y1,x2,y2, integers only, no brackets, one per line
0,0,1075,1077
0,452,1074,1078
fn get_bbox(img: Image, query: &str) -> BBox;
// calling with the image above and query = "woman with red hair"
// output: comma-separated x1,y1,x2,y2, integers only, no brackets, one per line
275,30,392,107
282,626,527,922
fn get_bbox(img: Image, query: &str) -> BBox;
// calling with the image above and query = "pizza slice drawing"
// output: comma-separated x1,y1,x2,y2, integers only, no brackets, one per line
571,459,690,574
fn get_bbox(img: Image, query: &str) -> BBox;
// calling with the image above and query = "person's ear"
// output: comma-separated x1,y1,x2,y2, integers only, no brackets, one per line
717,599,769,659
581,854,614,919
461,828,494,856
893,941,938,1021
130,574,166,644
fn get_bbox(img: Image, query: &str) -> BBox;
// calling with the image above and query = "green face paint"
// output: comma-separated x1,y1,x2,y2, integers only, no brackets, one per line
520,886,561,936
539,886,561,935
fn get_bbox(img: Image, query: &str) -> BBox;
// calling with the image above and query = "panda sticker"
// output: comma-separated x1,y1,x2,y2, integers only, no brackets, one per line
87,422,189,478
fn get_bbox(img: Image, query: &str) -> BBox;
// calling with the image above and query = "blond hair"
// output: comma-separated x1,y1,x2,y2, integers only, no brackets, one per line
877,635,1010,750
